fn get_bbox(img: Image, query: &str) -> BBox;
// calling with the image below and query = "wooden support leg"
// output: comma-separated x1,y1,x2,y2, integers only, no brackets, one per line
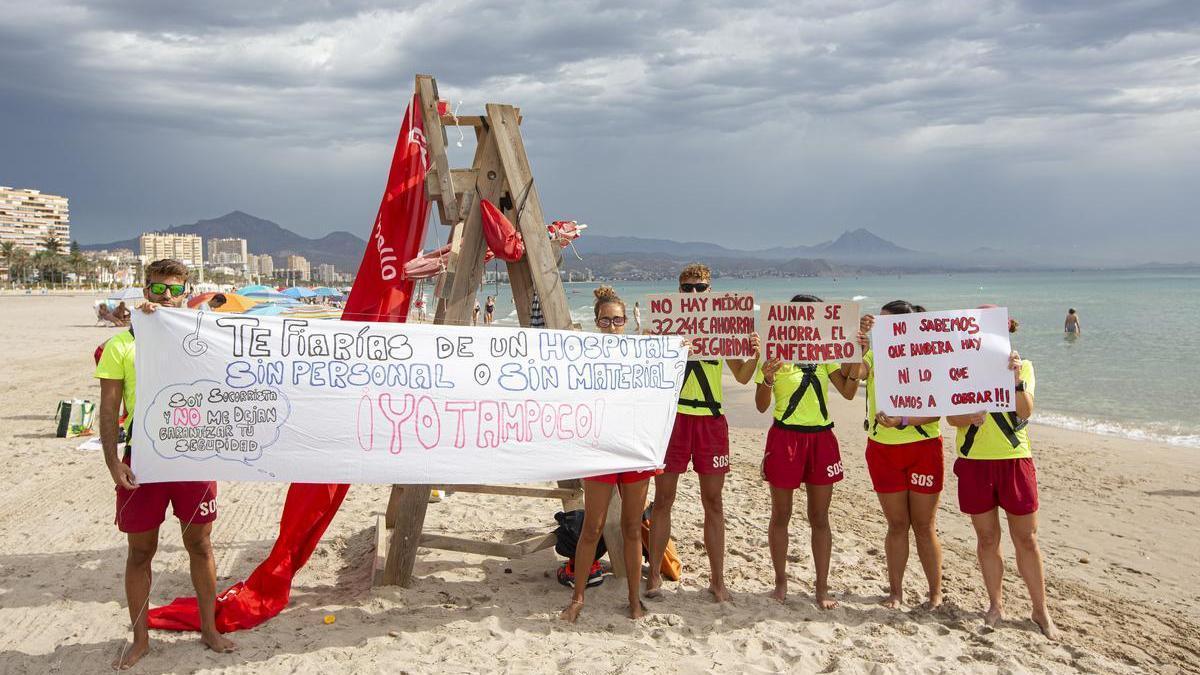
603,486,627,579
384,484,404,529
382,484,432,587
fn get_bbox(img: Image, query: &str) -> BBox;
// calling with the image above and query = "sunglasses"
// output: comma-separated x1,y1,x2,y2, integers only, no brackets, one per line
680,282,709,293
596,316,627,328
147,282,187,297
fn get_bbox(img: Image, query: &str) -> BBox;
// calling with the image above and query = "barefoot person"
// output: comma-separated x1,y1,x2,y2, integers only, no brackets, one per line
561,286,658,623
947,308,1058,639
96,259,235,669
646,263,757,603
858,301,944,610
755,294,860,609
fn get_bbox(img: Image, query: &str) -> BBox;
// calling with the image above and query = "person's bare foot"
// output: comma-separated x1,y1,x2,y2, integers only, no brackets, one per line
112,638,149,670
643,578,663,599
984,603,1004,627
815,585,839,610
880,591,903,609
921,591,944,610
1031,610,1059,640
769,580,787,604
201,631,236,654
559,600,584,623
628,599,646,620
708,584,733,603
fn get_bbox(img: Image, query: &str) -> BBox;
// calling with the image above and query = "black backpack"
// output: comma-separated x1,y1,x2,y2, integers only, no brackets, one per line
553,510,606,560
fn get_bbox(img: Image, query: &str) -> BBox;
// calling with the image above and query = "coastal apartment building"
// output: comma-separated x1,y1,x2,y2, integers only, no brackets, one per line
139,233,203,268
315,263,337,283
247,253,274,277
285,254,311,281
207,237,247,266
0,186,70,254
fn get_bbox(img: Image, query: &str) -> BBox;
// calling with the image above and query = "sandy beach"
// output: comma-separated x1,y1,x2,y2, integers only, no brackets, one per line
1,293,1198,674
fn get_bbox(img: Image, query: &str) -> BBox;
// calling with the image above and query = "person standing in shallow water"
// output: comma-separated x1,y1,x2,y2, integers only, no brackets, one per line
1064,308,1081,336
561,285,658,623
947,308,1058,640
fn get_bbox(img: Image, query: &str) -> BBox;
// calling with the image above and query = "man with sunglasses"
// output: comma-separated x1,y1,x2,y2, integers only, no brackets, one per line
96,259,235,669
646,263,757,603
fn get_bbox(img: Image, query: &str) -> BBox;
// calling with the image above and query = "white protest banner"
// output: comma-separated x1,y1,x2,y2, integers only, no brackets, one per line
760,301,860,363
130,309,687,484
871,307,1015,416
646,292,755,360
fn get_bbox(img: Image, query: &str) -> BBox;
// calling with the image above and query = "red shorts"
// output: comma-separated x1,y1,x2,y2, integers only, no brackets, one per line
664,413,730,474
115,454,218,533
865,437,945,494
762,425,843,489
953,457,1039,516
585,469,661,484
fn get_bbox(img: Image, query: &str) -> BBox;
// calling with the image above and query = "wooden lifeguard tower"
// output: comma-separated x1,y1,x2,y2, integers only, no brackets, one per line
373,75,630,587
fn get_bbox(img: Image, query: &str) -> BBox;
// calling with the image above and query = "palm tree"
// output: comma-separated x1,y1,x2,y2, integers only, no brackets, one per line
0,242,16,283
42,235,65,255
67,250,90,287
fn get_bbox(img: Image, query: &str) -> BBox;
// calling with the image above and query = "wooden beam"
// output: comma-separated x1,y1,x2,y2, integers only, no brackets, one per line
384,485,404,529
485,103,572,330
419,533,521,559
416,74,459,224
514,531,558,556
602,488,627,578
425,168,477,199
381,484,432,586
441,126,505,327
429,484,580,500
372,514,388,585
440,111,521,127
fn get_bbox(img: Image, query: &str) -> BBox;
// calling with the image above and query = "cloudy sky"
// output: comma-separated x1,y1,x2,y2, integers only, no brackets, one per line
2,0,1198,263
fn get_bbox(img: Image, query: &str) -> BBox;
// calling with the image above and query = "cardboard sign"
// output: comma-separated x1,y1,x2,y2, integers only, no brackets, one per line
760,301,860,363
871,307,1015,416
130,309,687,484
646,292,756,360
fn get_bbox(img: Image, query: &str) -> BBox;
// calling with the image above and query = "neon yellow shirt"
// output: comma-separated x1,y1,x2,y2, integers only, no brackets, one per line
865,350,941,445
955,360,1035,460
678,359,724,416
755,362,839,426
94,330,136,433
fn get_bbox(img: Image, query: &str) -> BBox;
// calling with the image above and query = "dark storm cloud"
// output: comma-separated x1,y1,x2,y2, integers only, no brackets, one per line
1,0,1197,261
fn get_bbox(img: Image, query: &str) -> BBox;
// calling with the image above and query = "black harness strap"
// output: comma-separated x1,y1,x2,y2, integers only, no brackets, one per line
960,412,1025,455
679,360,722,416
780,365,827,424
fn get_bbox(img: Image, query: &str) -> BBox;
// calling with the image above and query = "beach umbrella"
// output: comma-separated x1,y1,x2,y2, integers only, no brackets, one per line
282,286,317,299
187,292,220,309
236,284,275,295
108,286,145,302
244,289,298,303
210,293,261,313
312,287,341,297
245,302,288,316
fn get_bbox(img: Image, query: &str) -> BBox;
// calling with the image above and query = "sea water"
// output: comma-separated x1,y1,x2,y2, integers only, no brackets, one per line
476,269,1200,447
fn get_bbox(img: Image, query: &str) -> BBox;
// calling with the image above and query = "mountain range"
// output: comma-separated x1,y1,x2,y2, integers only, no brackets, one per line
83,211,368,271
83,211,1064,278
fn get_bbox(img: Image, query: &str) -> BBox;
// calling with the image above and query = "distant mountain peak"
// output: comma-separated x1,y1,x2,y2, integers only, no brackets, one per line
813,228,914,255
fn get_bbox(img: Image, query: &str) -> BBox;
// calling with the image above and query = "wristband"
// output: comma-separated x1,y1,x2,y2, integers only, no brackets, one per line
900,416,909,427
762,378,775,387
1015,380,1026,392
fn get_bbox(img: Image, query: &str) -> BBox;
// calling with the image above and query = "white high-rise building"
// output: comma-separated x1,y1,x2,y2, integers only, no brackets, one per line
0,186,70,254
139,233,203,269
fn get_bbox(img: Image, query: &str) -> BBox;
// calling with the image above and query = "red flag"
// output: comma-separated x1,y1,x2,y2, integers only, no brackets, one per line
344,93,431,323
148,94,431,632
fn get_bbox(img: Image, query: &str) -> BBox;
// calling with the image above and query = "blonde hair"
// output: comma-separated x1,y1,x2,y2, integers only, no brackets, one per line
593,285,625,318
678,263,711,283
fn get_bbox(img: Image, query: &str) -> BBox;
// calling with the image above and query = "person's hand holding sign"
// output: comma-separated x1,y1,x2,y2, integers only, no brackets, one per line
874,412,900,429
109,457,138,490
1009,350,1023,383
858,313,874,351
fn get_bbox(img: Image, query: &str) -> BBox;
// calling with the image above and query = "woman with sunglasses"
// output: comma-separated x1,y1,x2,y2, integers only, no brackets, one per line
756,293,860,608
857,301,944,610
561,285,659,623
